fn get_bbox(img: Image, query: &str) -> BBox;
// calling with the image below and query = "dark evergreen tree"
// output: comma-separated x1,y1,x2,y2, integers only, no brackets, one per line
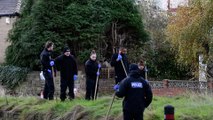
6,0,148,69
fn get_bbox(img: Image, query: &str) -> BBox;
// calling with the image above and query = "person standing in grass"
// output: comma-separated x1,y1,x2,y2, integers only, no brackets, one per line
114,64,153,120
40,41,55,100
110,47,129,84
85,50,101,100
55,46,78,101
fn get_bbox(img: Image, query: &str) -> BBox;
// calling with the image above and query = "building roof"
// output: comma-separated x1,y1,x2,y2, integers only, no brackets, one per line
0,0,21,17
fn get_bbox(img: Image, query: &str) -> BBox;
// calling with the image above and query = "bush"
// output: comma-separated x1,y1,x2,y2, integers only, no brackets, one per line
0,65,29,89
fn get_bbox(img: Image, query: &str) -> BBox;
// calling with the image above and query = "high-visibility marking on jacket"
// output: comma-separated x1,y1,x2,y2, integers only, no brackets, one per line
131,82,143,88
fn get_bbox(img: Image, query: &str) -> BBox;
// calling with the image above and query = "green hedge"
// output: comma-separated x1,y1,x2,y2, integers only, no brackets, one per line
0,65,29,90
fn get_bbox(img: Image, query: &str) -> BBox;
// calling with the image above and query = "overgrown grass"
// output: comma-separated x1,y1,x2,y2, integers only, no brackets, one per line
0,93,213,120
145,93,213,120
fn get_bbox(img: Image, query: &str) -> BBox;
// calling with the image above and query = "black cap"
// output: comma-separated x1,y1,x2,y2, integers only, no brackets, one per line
129,63,139,71
63,46,70,53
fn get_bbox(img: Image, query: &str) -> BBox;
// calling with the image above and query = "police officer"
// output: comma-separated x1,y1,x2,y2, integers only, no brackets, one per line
55,47,78,101
111,47,129,84
85,50,101,100
40,41,55,100
114,64,153,120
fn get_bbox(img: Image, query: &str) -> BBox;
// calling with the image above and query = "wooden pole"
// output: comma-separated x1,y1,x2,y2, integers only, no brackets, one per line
121,59,128,76
105,92,116,120
94,68,100,100
105,59,127,119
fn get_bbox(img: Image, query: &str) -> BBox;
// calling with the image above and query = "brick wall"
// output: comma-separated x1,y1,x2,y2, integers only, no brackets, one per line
0,17,16,63
150,80,213,96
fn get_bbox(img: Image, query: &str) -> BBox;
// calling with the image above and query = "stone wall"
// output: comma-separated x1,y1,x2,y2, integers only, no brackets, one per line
14,71,45,96
14,71,83,96
14,69,115,97
8,68,213,97
79,68,115,95
0,17,16,63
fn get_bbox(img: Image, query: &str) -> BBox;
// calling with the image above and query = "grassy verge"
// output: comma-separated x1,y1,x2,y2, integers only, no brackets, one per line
145,93,213,120
0,93,213,120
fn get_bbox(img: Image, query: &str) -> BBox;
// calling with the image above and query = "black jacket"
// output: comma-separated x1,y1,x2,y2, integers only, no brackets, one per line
40,49,52,71
55,55,77,80
85,59,99,80
110,53,129,79
139,69,146,79
116,70,153,112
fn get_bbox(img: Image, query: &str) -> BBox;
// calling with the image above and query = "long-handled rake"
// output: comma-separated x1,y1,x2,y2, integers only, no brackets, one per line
105,59,127,120
94,67,100,100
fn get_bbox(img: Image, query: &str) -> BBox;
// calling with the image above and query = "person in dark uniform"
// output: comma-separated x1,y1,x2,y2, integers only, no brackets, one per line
40,41,55,100
138,59,147,79
55,47,78,101
114,64,153,120
85,50,101,100
110,47,129,84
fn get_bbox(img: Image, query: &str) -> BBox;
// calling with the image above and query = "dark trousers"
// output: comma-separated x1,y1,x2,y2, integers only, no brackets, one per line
85,79,98,100
123,110,144,120
60,79,74,101
43,71,55,100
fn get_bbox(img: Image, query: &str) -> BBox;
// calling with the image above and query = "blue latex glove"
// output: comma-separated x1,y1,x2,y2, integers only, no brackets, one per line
117,54,122,61
50,60,54,66
73,75,78,81
98,63,101,69
96,71,100,76
113,84,119,91
47,69,51,73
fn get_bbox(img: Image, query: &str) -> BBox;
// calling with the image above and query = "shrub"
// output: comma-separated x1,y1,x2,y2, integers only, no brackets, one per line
0,65,29,89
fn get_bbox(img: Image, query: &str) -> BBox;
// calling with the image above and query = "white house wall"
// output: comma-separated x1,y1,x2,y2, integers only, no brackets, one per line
0,17,16,63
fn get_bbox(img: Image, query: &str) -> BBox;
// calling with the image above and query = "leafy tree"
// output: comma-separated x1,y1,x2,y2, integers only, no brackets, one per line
137,1,190,79
166,0,213,78
6,0,148,69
